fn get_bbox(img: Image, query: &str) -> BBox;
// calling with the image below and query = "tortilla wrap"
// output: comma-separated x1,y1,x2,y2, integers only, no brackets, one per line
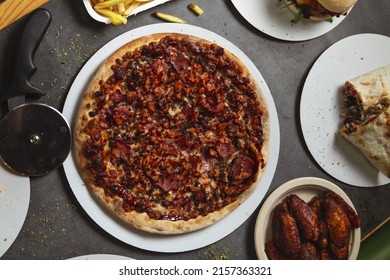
340,65,390,177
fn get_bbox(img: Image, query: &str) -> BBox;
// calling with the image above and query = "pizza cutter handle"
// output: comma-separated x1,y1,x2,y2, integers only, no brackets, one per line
0,9,51,104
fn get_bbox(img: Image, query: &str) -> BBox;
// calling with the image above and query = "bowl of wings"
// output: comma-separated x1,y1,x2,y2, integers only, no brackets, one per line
254,177,361,260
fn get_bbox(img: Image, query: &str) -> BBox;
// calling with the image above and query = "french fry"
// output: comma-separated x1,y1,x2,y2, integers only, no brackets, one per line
117,2,126,14
91,0,158,25
153,12,187,24
95,8,127,25
188,3,203,16
124,2,140,16
123,0,135,6
94,0,127,10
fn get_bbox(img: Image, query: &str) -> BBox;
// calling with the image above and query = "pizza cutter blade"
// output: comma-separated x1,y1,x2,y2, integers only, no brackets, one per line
0,103,71,176
0,9,71,176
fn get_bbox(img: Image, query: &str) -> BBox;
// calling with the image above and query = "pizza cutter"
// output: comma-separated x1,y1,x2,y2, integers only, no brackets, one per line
0,9,71,176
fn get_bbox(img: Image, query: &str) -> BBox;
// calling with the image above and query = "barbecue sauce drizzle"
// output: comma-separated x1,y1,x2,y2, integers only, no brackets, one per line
83,36,266,221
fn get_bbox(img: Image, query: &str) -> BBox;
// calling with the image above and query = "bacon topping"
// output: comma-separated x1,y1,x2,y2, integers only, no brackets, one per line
231,156,256,181
82,35,266,221
216,141,235,159
156,174,179,192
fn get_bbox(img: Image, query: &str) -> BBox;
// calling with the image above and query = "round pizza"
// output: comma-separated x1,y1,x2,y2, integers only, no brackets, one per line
73,33,270,235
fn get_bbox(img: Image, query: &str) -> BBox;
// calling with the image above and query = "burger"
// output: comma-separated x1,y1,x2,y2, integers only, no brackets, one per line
283,0,358,22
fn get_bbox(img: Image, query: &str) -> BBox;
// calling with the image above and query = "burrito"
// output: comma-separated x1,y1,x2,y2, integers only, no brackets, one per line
339,65,390,177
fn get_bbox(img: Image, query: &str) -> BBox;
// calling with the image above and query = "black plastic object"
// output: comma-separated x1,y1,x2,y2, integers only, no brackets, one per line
0,104,71,176
0,9,71,176
0,9,52,110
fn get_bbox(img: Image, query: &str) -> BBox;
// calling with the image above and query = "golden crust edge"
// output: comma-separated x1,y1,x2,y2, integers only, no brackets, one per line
72,32,271,235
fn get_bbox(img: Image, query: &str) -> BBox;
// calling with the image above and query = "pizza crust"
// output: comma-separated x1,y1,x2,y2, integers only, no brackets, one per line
73,33,270,235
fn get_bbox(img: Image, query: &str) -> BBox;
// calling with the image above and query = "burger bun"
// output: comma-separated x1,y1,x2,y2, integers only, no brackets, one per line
317,0,357,14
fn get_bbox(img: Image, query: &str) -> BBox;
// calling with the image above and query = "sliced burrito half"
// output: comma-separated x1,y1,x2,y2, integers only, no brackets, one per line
339,65,390,177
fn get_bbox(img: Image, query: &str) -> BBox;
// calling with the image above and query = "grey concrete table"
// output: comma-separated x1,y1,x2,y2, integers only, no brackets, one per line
0,0,389,260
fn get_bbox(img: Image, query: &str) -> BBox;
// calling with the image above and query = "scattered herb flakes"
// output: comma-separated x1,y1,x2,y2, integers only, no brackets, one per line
53,28,96,68
200,244,231,260
50,77,58,87
46,27,98,96
21,190,79,257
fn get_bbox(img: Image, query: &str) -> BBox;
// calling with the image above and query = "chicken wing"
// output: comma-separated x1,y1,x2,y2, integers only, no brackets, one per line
318,248,333,260
323,196,351,248
308,196,323,217
286,194,320,242
265,240,289,260
329,242,349,260
298,242,318,260
324,191,361,228
309,196,328,249
272,202,301,257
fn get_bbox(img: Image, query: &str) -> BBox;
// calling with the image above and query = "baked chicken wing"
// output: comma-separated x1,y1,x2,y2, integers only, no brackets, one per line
272,202,301,257
309,196,328,249
265,240,289,260
286,194,320,242
324,191,361,228
329,242,349,260
323,196,351,248
298,242,318,260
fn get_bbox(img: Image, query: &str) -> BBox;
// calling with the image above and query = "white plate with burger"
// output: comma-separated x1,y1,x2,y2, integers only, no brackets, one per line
300,33,390,187
63,23,280,253
231,0,357,41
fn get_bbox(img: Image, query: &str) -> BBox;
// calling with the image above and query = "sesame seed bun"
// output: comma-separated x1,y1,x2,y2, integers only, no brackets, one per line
317,0,357,14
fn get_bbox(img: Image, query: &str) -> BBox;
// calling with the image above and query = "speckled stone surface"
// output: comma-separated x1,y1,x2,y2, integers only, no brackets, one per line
0,0,389,260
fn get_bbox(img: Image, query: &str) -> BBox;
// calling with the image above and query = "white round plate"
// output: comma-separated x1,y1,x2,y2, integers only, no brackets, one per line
68,254,133,260
0,162,30,257
62,23,280,253
300,33,390,187
254,177,361,260
231,0,353,41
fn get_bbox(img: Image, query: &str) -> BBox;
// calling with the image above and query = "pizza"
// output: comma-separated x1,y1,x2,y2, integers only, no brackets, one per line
339,65,390,177
73,33,270,234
